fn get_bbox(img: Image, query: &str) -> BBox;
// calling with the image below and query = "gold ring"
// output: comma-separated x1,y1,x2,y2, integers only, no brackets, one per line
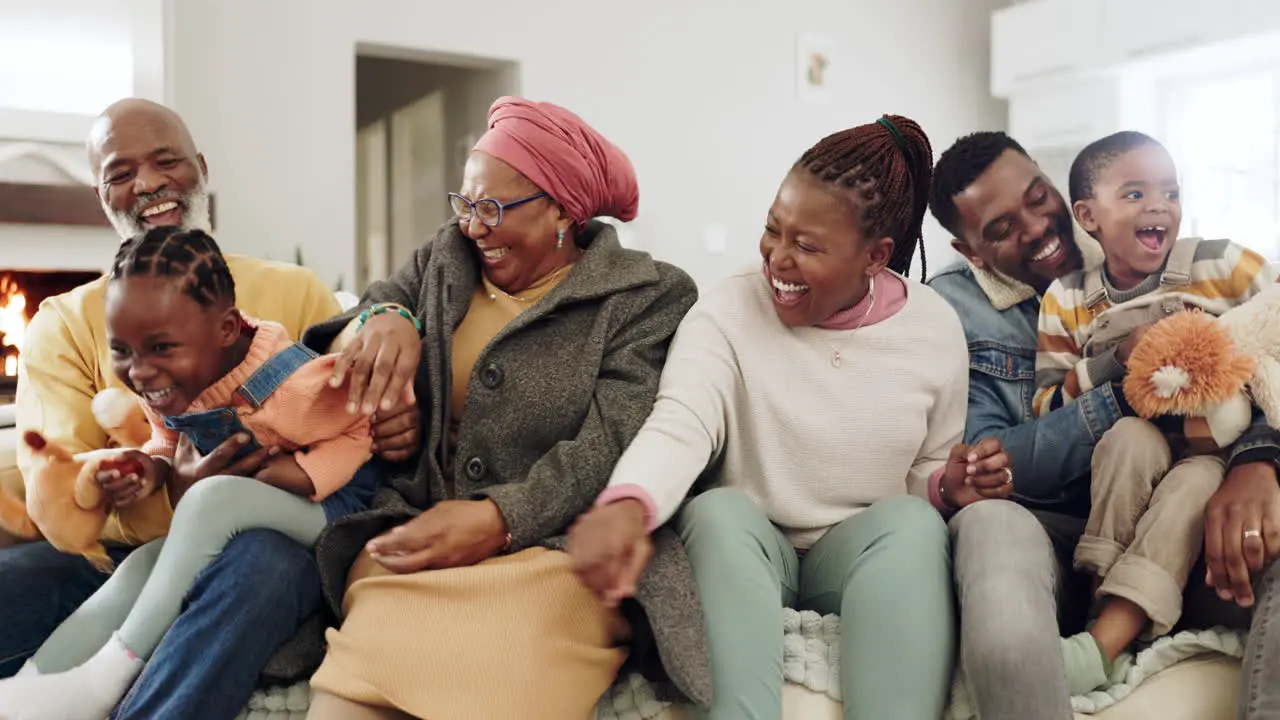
1003,467,1014,485
1244,529,1263,540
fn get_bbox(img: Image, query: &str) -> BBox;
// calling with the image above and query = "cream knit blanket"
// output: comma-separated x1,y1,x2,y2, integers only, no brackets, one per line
235,614,1245,720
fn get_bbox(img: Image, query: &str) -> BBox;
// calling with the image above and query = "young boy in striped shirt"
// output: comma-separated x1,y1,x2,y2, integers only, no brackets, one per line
1034,131,1277,694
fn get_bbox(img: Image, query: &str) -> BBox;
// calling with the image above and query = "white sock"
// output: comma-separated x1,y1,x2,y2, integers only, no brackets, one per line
0,633,143,720
15,660,39,677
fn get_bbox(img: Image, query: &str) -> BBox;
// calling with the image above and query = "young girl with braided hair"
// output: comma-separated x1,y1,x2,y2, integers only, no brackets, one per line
569,115,1012,719
0,226,385,720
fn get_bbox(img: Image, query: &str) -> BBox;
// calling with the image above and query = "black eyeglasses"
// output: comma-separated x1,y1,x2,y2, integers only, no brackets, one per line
448,191,548,228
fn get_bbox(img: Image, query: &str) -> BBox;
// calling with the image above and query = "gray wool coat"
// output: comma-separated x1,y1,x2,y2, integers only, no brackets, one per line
292,220,712,707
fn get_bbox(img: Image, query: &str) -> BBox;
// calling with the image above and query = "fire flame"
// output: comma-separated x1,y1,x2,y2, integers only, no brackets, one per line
0,275,27,377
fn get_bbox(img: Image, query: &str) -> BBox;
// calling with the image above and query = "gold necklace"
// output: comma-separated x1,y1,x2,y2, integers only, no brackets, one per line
826,276,877,369
487,264,573,303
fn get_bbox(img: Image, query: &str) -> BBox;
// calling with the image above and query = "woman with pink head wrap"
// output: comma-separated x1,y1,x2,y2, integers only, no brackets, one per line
302,98,707,720
474,97,639,227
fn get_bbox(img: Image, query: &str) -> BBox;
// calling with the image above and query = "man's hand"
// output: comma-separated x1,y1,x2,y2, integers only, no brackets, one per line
95,450,160,508
371,402,421,463
1204,461,1280,607
940,438,1014,509
366,499,508,573
170,434,277,506
569,500,653,607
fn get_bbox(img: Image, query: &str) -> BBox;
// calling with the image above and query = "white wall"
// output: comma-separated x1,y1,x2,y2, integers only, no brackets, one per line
169,0,1007,289
0,1,133,116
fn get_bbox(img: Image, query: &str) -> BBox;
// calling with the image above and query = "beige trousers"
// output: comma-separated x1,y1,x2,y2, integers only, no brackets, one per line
1074,417,1226,636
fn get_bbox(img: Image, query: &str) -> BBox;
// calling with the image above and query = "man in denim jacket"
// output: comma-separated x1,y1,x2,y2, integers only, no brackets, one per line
927,131,1280,719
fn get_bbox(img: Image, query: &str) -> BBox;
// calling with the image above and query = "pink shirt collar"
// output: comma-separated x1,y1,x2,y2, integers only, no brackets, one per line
817,270,908,330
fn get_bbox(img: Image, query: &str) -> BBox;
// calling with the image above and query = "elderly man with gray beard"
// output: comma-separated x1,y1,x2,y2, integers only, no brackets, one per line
0,98,421,720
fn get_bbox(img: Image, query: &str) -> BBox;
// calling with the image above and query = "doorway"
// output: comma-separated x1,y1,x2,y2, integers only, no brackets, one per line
355,49,518,291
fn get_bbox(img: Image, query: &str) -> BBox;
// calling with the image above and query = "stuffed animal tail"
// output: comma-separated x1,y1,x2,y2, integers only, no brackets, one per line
82,544,115,573
0,489,38,540
23,430,74,462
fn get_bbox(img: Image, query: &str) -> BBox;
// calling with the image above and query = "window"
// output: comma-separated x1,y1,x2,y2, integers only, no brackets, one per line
1161,70,1280,260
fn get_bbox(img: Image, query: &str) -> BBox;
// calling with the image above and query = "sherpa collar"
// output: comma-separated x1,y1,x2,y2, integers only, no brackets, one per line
967,223,1105,311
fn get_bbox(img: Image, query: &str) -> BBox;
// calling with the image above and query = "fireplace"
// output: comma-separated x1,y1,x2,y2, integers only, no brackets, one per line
0,269,103,404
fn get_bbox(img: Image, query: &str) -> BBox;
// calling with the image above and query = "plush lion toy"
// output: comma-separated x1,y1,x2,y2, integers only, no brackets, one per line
0,388,151,571
1123,285,1280,449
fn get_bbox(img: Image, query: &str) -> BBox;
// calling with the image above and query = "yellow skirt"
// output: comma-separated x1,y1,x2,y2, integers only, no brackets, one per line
310,547,627,720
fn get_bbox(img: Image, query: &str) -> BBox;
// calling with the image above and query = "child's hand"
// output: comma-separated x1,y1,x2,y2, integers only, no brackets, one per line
941,438,1014,508
96,450,159,508
1117,322,1158,365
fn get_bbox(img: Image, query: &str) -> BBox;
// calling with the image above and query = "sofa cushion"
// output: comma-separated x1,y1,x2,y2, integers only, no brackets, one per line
0,427,22,548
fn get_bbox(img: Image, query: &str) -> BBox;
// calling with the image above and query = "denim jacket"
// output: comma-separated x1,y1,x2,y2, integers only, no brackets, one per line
928,262,1119,514
929,261,1280,514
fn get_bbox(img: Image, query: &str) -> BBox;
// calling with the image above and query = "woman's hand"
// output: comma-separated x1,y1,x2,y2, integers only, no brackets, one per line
940,437,1014,509
371,402,421,462
568,500,652,607
1204,461,1280,607
329,312,420,416
96,450,160,508
367,499,509,573
170,434,277,505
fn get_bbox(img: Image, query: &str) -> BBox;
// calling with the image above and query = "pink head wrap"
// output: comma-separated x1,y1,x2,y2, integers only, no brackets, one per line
472,97,639,226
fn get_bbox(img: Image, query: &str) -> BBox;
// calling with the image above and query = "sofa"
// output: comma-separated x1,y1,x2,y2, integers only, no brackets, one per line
0,399,1248,720
661,656,1242,719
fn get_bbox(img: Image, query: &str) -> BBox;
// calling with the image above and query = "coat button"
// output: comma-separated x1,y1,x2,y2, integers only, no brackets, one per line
480,364,504,389
465,456,486,480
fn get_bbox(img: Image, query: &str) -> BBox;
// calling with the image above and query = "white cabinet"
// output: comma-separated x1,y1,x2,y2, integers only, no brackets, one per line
1101,0,1235,66
990,0,1102,98
1008,78,1121,152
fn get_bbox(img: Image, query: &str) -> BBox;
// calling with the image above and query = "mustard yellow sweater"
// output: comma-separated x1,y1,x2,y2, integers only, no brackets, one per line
15,254,341,545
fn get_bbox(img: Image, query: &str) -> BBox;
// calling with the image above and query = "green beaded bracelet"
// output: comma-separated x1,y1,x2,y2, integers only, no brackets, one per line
355,303,422,335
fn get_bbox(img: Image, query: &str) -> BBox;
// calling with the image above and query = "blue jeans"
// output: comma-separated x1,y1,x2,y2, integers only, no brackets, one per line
0,529,322,720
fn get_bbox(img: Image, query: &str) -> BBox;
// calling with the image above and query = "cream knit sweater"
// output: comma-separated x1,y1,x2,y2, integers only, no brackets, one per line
606,269,969,549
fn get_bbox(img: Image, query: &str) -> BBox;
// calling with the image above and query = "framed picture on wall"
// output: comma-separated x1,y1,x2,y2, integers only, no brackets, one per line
795,32,833,104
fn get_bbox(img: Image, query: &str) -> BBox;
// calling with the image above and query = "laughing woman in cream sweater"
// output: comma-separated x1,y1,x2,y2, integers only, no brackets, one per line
570,116,1014,720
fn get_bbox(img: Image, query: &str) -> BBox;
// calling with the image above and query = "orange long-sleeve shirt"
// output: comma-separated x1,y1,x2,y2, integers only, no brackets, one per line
140,319,371,501
16,255,341,545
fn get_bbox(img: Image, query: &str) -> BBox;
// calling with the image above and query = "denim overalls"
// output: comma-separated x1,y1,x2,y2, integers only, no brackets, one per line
162,342,380,521
1077,236,1202,361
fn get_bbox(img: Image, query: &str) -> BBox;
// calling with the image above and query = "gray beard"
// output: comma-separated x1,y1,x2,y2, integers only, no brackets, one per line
102,180,214,240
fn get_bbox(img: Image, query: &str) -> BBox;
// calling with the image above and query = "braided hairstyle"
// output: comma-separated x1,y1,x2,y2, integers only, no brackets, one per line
796,114,933,279
110,226,236,309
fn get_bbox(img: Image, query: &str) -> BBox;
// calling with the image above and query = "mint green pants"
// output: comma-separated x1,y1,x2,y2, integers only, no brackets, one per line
676,489,955,720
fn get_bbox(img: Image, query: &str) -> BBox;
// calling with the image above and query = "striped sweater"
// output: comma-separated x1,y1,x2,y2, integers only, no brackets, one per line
1034,238,1277,417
